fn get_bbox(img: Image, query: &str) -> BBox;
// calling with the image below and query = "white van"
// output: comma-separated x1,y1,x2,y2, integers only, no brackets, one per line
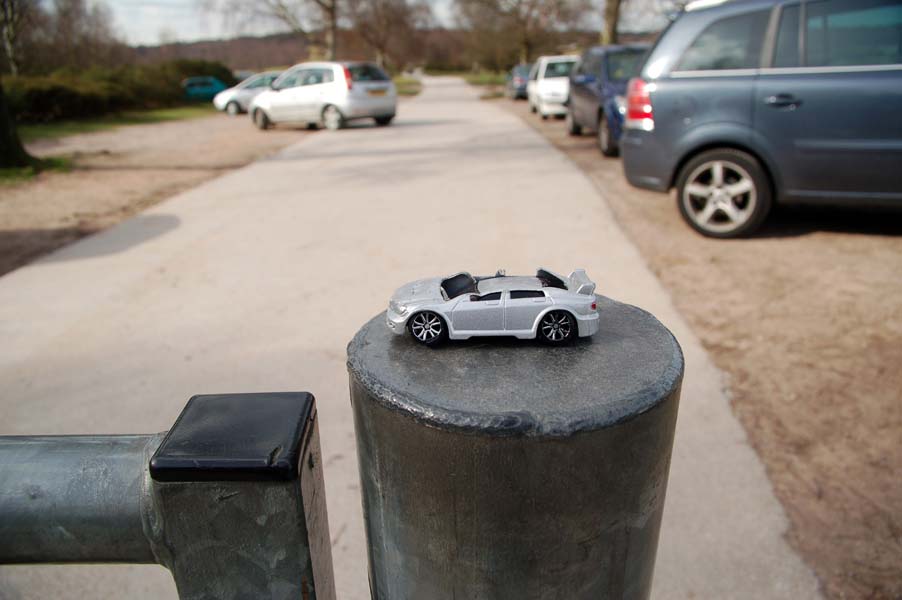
527,55,578,119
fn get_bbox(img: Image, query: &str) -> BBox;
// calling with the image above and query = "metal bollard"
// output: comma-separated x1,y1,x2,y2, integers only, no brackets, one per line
347,297,683,600
0,392,336,600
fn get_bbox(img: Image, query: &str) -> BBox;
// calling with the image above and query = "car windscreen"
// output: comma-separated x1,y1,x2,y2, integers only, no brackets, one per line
542,61,575,78
606,50,647,82
347,64,390,82
441,273,477,299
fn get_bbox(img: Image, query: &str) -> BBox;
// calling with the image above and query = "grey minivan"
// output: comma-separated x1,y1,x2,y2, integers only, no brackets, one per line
621,0,902,237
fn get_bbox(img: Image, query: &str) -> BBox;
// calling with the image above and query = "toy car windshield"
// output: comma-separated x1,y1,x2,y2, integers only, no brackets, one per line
440,273,477,299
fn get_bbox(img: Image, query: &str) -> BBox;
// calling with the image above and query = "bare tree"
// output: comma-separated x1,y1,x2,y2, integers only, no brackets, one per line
0,76,31,167
601,0,622,44
1,0,36,75
204,0,339,60
347,0,429,68
456,0,591,65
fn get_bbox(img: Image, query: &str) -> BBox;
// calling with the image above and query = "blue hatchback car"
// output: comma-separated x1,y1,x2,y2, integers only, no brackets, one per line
621,0,902,238
182,76,228,102
566,45,649,156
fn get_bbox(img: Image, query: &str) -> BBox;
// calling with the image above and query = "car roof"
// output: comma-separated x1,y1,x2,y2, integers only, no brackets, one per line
586,44,650,55
477,276,545,294
538,55,578,63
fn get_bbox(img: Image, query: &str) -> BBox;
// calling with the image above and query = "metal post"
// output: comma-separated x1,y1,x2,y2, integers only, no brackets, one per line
0,392,336,600
347,296,683,600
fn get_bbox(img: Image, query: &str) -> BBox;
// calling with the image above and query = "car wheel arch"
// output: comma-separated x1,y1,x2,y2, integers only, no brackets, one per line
531,307,576,336
670,141,778,203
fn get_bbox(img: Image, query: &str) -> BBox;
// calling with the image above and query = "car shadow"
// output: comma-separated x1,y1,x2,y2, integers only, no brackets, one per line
754,205,902,238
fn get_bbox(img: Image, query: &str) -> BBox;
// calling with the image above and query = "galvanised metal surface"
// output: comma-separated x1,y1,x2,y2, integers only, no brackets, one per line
0,434,160,563
0,392,335,600
347,296,683,600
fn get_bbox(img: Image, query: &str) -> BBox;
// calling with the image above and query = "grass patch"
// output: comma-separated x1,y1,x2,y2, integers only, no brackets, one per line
393,76,422,97
463,72,507,86
19,104,218,142
0,156,72,185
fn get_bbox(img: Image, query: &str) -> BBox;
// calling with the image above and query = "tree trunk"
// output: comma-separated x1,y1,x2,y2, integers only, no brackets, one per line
328,3,338,60
602,0,622,45
0,77,31,168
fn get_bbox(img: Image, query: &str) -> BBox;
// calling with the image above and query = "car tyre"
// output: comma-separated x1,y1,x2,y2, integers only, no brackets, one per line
538,311,576,345
322,105,345,131
374,115,394,126
253,109,271,130
529,102,537,114
676,148,772,238
566,108,582,135
226,101,241,116
597,114,619,157
408,311,447,347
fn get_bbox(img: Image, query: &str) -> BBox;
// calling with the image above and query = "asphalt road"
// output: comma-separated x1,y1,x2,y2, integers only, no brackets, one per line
0,78,821,599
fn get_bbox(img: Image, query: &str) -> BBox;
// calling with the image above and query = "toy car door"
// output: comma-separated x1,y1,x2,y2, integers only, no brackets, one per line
452,292,504,333
504,291,549,333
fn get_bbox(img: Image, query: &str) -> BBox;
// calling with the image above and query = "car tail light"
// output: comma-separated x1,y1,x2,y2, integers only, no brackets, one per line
343,65,353,90
625,78,654,131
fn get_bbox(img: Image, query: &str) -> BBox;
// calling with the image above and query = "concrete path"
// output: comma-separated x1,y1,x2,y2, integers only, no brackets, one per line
0,77,821,599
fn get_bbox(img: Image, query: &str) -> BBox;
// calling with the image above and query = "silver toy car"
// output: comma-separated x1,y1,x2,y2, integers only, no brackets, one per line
387,268,599,346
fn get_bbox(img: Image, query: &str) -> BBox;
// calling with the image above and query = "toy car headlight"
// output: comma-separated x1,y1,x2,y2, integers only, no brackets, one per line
390,300,408,315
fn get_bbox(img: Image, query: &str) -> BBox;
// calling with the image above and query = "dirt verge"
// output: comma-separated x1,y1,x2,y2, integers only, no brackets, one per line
499,99,902,600
0,113,304,277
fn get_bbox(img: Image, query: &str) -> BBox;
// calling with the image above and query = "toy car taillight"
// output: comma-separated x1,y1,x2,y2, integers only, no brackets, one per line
591,302,597,310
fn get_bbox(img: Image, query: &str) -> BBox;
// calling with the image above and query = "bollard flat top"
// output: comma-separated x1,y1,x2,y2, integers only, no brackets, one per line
149,392,314,482
347,297,683,437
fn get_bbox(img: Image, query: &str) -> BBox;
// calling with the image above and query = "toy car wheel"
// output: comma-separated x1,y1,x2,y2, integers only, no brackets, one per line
566,108,582,136
226,101,241,116
253,109,271,130
408,312,447,346
322,105,345,131
538,311,576,345
676,148,772,239
597,114,618,157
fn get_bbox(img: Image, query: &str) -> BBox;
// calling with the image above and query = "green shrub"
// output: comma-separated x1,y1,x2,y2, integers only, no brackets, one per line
6,60,237,123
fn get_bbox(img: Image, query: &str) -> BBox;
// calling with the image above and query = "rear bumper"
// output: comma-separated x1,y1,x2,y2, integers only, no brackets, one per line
342,96,397,119
621,129,674,192
538,99,568,116
576,312,600,338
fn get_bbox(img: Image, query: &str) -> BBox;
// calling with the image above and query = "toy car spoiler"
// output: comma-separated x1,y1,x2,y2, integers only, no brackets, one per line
568,269,596,295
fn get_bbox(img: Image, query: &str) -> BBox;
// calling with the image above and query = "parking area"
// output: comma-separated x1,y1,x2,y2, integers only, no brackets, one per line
500,98,902,599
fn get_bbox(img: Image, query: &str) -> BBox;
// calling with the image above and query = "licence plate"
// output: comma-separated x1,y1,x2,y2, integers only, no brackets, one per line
368,89,387,96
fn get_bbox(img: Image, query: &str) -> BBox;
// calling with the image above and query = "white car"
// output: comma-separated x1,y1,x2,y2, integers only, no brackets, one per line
248,61,397,131
527,55,578,119
213,71,281,115
387,268,599,346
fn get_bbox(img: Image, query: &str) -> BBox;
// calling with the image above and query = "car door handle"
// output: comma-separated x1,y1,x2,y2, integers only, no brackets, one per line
764,94,802,109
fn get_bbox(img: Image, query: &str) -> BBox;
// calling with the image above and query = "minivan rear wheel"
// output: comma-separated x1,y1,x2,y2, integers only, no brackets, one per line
597,114,618,157
676,148,772,238
566,108,582,136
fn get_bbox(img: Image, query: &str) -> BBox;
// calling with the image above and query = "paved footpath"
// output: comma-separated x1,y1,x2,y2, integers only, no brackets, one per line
0,78,821,599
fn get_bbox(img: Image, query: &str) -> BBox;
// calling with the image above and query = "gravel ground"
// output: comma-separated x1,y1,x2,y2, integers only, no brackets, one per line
0,113,305,277
499,99,902,600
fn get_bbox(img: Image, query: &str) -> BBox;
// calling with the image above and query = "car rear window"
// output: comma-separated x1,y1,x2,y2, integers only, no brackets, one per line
542,61,576,78
606,50,647,81
676,9,770,71
348,64,390,82
805,0,902,67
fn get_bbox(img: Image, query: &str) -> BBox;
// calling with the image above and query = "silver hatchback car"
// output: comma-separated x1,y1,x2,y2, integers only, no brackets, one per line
387,268,600,346
249,61,397,131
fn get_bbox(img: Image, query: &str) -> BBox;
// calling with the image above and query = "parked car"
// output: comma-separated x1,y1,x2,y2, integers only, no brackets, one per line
387,268,599,346
505,64,532,99
213,71,282,115
249,62,397,131
621,0,902,238
181,77,228,102
527,55,578,119
566,44,649,157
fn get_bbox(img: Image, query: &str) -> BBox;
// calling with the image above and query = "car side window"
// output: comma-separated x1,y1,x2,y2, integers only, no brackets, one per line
275,71,303,89
301,69,334,86
773,5,801,67
474,292,502,302
510,291,545,299
675,9,771,71
805,0,902,67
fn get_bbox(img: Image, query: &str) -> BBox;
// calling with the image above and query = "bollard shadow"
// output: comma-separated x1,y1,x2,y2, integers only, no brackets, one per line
42,213,180,263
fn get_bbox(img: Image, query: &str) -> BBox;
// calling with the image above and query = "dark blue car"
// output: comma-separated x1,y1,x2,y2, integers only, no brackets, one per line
621,0,902,238
566,45,649,156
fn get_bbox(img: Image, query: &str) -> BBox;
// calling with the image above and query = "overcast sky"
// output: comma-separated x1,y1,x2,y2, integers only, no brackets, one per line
108,0,456,46
107,0,666,47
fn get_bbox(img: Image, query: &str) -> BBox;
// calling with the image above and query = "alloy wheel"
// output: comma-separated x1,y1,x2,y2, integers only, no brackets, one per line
681,160,757,235
322,105,343,130
410,312,443,343
540,311,573,342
